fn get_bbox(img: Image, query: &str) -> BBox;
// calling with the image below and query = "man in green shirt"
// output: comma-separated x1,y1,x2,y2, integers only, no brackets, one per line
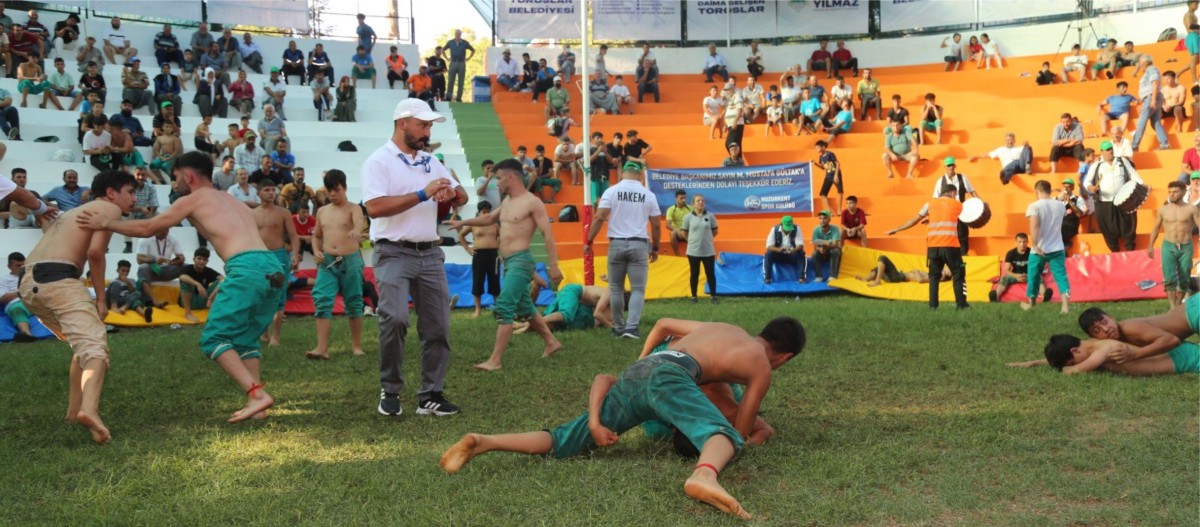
856,68,881,121
544,75,570,120
811,210,842,282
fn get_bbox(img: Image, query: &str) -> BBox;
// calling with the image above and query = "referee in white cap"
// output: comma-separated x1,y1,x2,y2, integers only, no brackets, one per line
363,99,466,417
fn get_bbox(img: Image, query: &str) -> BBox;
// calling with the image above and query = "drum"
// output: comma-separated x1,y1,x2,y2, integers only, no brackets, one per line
1114,181,1150,213
958,197,992,229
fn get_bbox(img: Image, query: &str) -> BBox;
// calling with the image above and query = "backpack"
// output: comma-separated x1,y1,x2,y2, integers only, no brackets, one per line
558,204,579,222
546,117,564,137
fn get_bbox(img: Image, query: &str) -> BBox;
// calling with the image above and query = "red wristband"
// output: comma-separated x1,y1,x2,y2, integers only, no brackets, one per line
695,462,719,475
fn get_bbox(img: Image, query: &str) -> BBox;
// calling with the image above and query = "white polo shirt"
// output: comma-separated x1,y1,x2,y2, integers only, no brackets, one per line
362,140,460,243
138,235,183,261
598,179,659,240
0,176,15,202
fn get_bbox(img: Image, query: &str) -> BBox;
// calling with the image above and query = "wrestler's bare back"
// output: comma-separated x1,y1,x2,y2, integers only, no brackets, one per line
27,200,122,268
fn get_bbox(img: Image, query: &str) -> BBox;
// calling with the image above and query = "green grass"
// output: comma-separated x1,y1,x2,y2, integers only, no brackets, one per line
1,297,1195,526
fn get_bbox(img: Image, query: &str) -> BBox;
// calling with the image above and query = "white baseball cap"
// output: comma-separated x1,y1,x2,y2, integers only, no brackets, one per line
392,98,446,122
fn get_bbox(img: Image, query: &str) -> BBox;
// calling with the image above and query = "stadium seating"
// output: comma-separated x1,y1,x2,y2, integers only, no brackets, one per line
488,40,1193,262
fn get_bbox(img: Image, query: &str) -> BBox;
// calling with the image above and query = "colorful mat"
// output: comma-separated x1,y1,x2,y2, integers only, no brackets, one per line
828,246,998,303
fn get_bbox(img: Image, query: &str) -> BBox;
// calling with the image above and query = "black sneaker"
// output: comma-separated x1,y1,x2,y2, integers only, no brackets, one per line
619,327,641,340
417,392,461,416
988,290,998,303
378,390,402,416
1043,288,1054,303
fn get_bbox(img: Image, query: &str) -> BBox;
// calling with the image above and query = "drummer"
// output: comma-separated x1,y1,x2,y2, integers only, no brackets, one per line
1083,140,1144,252
931,157,979,255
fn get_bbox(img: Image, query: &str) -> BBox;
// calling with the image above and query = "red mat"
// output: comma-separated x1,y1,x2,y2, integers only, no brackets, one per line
284,268,377,316
996,251,1169,303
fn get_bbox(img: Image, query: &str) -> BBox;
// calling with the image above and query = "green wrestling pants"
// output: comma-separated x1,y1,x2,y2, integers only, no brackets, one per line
543,283,595,330
1168,342,1200,374
271,248,294,310
642,340,744,441
313,251,364,319
548,350,744,459
1187,295,1199,336
199,251,287,361
1160,242,1193,293
493,250,536,325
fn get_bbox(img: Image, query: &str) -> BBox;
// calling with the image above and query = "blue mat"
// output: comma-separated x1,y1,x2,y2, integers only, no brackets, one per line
446,262,556,309
0,309,54,343
713,252,838,296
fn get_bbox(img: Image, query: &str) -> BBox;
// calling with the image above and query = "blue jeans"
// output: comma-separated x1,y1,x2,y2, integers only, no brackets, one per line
1132,95,1168,149
704,66,728,83
999,145,1033,184
497,74,519,90
763,250,806,282
607,238,650,331
0,105,19,134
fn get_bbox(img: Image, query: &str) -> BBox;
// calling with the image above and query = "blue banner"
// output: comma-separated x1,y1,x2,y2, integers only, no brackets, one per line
646,162,813,215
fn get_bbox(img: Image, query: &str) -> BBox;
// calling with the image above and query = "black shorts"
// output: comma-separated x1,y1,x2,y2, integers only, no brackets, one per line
472,248,500,297
1164,104,1187,117
878,256,905,283
819,173,843,196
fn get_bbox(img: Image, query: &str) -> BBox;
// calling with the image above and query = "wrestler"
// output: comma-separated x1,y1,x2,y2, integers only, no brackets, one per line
857,255,951,286
439,317,806,520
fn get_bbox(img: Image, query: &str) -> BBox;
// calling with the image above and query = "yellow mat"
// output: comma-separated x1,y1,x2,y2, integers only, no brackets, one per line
103,284,210,327
828,246,1000,303
558,255,700,299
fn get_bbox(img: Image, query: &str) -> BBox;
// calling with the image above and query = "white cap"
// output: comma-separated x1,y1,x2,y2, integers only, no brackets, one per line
553,75,562,82
392,98,446,122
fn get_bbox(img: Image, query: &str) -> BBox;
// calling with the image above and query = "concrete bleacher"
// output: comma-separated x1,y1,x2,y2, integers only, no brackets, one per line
485,8,1191,261
1,12,482,277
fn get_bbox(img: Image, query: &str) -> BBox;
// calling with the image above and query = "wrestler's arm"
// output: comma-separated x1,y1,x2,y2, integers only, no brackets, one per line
87,225,113,320
639,318,706,358
1063,344,1115,375
587,374,619,447
732,356,772,441
703,383,774,446
1007,359,1050,368
532,201,560,273
77,195,195,238
593,292,612,328
1115,320,1181,363
284,209,300,267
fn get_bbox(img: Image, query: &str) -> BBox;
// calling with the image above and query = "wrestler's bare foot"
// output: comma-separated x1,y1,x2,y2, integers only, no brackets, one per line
684,471,751,520
512,321,530,335
440,433,482,474
471,309,481,318
866,280,881,287
542,339,563,358
228,391,274,423
76,411,112,445
473,361,501,372
184,312,200,323
352,348,366,356
268,337,280,347
305,350,330,360
1020,301,1033,311
1060,306,1070,315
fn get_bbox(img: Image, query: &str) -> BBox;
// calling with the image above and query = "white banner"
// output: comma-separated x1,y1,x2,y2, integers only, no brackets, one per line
686,0,777,42
58,0,202,22
594,0,681,41
979,0,1075,23
497,0,580,40
207,0,309,30
776,0,869,37
881,0,975,32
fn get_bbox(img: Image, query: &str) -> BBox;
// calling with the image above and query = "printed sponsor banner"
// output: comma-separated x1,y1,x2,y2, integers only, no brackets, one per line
686,0,777,42
594,0,682,41
776,0,869,37
979,0,1075,23
880,0,975,32
497,0,580,40
647,163,813,215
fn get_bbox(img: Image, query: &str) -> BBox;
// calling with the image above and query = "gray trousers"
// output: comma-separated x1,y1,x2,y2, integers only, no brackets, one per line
123,88,156,115
137,262,184,283
374,241,451,397
607,238,650,330
447,61,466,101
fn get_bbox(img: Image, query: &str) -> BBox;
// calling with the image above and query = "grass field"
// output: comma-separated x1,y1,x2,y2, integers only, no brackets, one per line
1,296,1196,526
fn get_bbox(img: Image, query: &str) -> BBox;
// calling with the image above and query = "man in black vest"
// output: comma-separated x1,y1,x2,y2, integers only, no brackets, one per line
931,157,980,255
764,215,806,284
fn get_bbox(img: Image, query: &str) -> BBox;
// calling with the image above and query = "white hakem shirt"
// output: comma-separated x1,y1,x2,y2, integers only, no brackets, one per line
362,140,460,243
598,179,660,239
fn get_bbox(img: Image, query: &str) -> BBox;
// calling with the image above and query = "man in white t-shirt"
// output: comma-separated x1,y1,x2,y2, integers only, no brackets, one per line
262,67,288,120
0,165,56,226
1022,179,1070,313
1061,44,1088,83
362,99,467,418
585,161,662,340
741,76,765,123
135,228,186,307
494,49,520,91
82,117,116,171
610,75,632,115
969,132,1032,185
102,17,137,66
